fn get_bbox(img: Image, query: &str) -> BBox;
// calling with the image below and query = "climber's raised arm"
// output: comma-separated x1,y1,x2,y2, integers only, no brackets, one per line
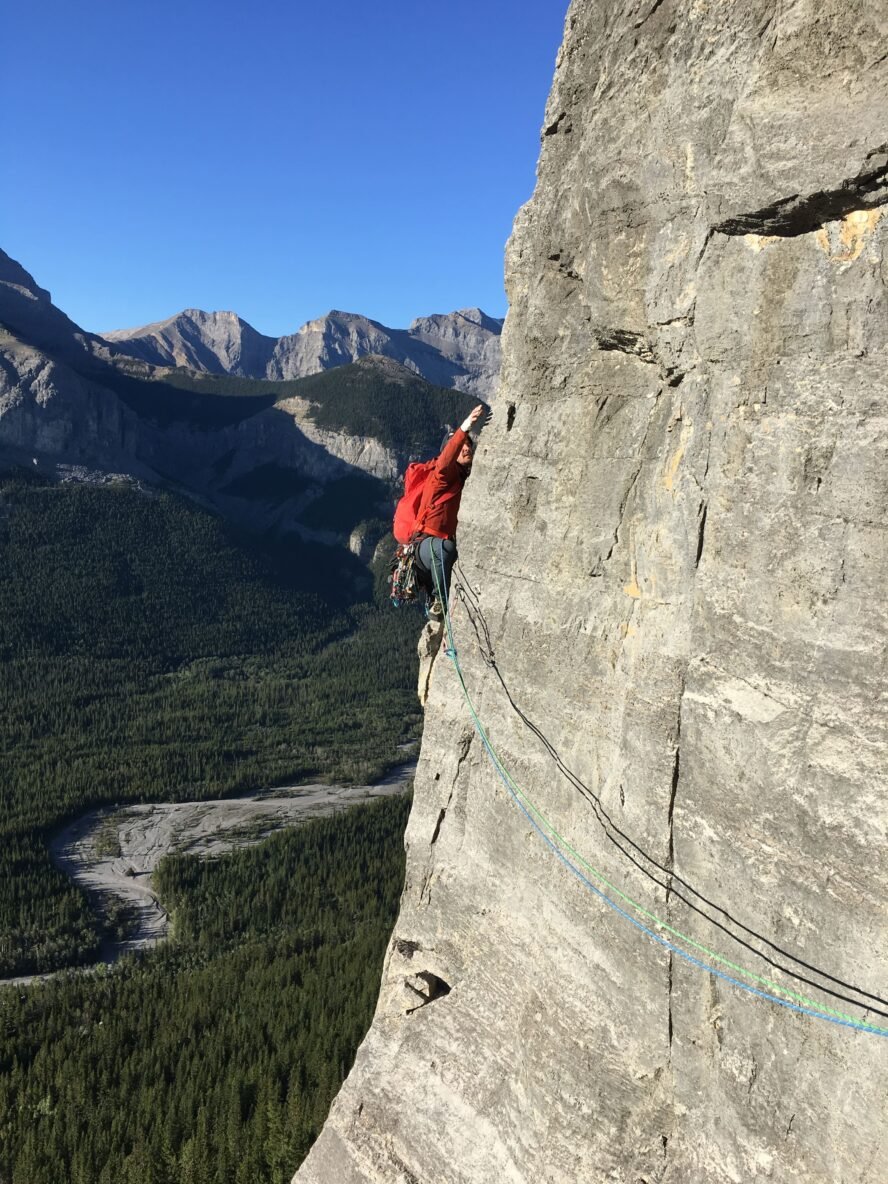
436,405,486,475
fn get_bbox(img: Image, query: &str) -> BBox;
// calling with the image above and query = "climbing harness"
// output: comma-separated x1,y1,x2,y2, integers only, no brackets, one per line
430,559,888,1037
389,540,423,607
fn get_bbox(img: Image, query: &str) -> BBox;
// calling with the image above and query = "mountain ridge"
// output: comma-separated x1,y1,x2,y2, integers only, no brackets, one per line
0,248,481,550
104,304,502,397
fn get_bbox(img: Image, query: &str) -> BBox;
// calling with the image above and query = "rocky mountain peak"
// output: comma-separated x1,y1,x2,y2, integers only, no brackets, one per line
409,307,504,336
319,310,386,329
0,248,106,364
0,249,52,304
105,305,502,398
101,306,277,376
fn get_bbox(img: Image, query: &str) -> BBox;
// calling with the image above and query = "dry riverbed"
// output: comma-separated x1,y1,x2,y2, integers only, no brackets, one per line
5,762,414,988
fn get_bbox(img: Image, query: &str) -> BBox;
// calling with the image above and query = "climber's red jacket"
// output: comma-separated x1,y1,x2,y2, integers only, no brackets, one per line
415,428,470,540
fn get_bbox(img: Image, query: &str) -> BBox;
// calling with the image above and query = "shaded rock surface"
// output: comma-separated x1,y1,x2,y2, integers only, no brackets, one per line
107,307,503,398
295,2,888,1183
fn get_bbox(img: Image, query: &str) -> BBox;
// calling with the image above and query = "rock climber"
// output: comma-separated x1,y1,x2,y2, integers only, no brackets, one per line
414,403,486,619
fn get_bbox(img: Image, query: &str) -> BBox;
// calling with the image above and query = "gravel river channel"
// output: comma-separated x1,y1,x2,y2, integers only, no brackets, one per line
4,761,415,988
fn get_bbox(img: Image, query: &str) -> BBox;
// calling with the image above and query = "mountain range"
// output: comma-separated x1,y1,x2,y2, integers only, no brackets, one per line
0,247,484,555
103,305,502,397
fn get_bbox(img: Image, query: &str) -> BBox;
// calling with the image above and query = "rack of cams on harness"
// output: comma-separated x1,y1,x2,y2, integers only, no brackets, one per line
427,553,888,1038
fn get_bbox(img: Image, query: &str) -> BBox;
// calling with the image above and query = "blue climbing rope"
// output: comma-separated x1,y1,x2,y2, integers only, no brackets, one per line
429,546,887,1038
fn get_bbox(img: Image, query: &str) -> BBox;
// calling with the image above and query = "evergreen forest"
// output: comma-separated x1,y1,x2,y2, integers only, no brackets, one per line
0,793,410,1184
0,468,421,978
105,353,479,455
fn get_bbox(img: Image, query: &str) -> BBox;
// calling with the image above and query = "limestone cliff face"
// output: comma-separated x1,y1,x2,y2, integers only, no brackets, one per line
295,3,888,1182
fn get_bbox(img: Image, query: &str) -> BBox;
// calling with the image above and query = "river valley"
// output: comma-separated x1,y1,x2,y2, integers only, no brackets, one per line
4,762,415,988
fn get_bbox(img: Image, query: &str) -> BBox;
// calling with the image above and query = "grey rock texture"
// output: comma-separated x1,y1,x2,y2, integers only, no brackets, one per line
295,3,888,1183
269,312,403,382
404,309,503,398
103,309,278,376
0,330,145,471
416,621,445,708
108,307,503,398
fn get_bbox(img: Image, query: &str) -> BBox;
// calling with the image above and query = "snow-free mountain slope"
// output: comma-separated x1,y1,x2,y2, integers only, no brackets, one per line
108,306,503,398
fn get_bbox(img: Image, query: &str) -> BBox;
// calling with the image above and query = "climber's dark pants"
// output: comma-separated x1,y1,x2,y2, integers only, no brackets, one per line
415,536,457,604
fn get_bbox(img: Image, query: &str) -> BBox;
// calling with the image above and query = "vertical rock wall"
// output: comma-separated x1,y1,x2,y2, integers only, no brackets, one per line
295,2,888,1181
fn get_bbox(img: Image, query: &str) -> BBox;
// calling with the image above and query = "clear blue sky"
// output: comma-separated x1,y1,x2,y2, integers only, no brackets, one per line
3,1,567,337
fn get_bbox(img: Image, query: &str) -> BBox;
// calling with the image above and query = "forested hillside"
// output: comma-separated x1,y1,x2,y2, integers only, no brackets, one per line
0,793,410,1184
105,355,478,455
0,468,420,977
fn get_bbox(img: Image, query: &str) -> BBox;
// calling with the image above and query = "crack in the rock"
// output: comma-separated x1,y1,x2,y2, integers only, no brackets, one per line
430,786,454,847
595,326,657,363
426,734,471,854
654,314,694,327
484,566,541,584
713,145,888,237
429,807,447,846
591,396,657,575
700,419,713,485
597,461,642,570
747,1054,759,1096
698,656,802,718
455,731,473,782
667,668,687,928
667,721,681,879
593,318,699,389
695,501,708,568
757,10,776,42
388,1153,422,1184
633,0,667,29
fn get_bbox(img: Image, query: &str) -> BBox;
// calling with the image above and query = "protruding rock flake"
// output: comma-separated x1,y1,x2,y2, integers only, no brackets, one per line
295,3,888,1183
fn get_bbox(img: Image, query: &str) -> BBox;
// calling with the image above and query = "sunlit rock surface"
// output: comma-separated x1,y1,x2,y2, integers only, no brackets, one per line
295,2,888,1181
103,309,278,377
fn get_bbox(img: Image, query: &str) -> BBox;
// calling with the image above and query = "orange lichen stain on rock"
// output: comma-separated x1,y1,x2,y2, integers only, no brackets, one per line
815,208,884,262
623,546,642,599
664,423,692,492
743,233,782,252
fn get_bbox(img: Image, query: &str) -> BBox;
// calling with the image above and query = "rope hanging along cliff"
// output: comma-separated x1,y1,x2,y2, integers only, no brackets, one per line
426,548,888,1037
451,563,888,1020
